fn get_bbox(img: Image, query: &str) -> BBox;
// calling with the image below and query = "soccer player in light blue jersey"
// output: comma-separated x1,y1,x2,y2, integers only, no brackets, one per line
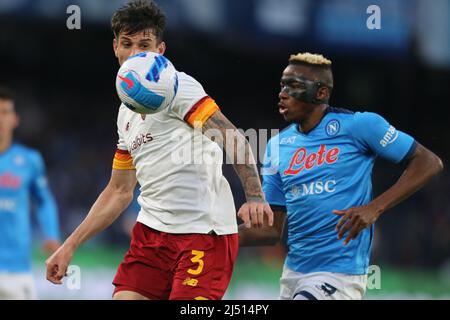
0,86,60,299
238,53,443,300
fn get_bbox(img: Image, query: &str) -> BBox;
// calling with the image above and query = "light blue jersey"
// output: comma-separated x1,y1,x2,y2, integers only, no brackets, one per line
262,107,416,275
0,143,59,272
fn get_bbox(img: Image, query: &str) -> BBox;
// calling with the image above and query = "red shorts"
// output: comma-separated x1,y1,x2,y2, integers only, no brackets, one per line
113,222,239,300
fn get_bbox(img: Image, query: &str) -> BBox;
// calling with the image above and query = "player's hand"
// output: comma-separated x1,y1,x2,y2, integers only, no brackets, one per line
45,244,75,285
333,204,381,246
238,199,274,229
43,239,61,255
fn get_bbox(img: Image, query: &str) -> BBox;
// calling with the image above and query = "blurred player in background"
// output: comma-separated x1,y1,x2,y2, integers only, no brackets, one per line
239,53,443,300
46,0,273,300
0,86,60,299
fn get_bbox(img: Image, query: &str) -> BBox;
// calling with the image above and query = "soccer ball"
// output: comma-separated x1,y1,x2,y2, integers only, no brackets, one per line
116,51,178,114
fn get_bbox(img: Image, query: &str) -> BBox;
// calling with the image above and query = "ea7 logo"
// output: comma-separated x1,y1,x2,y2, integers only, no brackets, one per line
280,136,296,144
379,125,398,147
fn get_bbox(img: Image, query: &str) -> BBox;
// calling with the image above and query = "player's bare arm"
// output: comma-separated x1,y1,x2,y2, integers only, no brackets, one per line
46,169,137,284
202,110,274,229
335,143,443,245
238,209,286,246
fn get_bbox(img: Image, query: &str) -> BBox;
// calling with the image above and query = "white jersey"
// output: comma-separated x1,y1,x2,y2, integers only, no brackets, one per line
113,71,237,235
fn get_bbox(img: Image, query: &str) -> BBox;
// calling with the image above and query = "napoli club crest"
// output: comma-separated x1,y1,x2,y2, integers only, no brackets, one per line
326,120,340,136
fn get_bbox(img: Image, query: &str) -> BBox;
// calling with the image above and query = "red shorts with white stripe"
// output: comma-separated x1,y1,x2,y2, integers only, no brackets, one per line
113,222,239,300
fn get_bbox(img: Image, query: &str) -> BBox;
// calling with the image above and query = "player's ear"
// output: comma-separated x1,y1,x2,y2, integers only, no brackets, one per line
317,86,330,101
14,113,20,129
157,41,166,55
113,38,119,58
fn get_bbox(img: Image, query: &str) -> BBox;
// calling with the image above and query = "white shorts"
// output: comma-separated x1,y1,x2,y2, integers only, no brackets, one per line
279,265,367,300
0,272,37,300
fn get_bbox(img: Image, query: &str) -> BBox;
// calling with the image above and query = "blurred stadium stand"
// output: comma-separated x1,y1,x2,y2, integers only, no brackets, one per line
0,0,449,298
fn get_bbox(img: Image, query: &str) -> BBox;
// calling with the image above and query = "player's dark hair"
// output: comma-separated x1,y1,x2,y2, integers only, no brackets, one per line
0,86,14,102
111,0,166,42
289,60,334,89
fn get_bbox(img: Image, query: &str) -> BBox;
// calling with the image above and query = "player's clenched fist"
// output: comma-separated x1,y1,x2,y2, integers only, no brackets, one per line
45,244,74,284
238,200,274,229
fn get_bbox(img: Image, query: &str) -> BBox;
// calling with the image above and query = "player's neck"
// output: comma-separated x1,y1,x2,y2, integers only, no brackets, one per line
0,136,12,154
298,104,328,133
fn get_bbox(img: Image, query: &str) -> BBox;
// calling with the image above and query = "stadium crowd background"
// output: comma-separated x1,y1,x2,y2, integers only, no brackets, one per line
0,0,449,298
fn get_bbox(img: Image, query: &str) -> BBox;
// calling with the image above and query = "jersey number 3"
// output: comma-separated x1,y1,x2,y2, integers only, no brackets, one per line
187,250,205,275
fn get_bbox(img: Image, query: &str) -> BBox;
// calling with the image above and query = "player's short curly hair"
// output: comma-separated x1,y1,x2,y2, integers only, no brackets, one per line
289,52,334,89
0,86,14,102
111,0,166,41
289,52,332,66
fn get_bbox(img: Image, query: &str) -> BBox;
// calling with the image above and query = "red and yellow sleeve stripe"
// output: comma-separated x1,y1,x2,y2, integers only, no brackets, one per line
112,149,135,170
184,96,220,127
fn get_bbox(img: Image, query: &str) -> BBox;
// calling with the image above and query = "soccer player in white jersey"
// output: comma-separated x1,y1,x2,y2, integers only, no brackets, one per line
238,53,443,300
45,0,273,300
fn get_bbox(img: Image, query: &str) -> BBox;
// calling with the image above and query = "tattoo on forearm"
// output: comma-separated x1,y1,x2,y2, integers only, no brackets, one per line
203,112,264,201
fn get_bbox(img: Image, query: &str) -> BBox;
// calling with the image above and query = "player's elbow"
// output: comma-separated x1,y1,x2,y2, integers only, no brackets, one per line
106,184,134,208
427,151,444,177
119,188,134,207
413,145,444,178
433,156,444,176
121,191,135,207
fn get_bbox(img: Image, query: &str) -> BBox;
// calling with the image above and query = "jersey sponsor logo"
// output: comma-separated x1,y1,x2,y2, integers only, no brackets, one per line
0,172,22,189
380,125,398,147
290,179,336,198
326,119,340,136
130,132,154,152
283,144,340,176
